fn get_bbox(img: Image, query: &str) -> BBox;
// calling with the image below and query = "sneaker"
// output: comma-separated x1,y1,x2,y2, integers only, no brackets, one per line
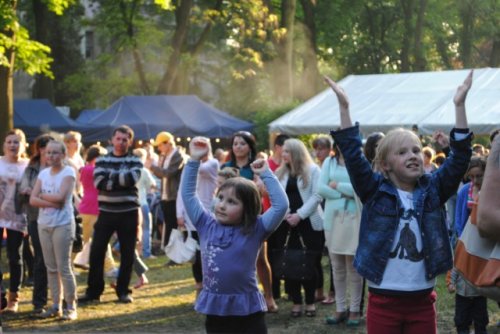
143,255,157,260
105,268,119,278
117,294,133,303
31,306,45,317
61,308,78,321
37,307,62,319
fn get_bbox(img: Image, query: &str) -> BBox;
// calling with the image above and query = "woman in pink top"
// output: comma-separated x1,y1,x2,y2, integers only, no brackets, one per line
74,145,116,273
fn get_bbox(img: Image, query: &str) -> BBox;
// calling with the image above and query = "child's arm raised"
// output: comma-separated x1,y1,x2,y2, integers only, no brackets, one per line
432,71,474,204
477,135,500,241
324,76,352,129
453,70,473,129
180,137,210,227
251,159,289,232
324,75,379,203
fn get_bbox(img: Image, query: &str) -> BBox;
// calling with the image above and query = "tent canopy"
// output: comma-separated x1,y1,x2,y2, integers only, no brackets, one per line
14,99,89,141
76,109,103,123
269,68,500,136
82,95,254,141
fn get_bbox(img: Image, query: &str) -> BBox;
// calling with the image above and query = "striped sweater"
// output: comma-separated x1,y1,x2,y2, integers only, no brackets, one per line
93,152,142,212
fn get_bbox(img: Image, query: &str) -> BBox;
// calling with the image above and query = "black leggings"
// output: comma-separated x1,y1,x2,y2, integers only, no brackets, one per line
205,312,267,334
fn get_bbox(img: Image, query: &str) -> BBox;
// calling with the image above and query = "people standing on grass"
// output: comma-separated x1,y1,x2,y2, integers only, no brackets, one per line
132,148,157,260
18,134,54,314
176,137,219,297
318,143,363,326
325,70,473,333
222,131,279,313
79,125,142,304
310,136,336,306
29,140,78,320
149,132,187,250
73,145,117,275
181,136,288,334
274,138,325,318
265,134,292,303
454,156,486,239
0,129,29,313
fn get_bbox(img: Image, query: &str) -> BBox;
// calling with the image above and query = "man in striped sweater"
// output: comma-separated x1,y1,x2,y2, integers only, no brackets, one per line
79,125,142,304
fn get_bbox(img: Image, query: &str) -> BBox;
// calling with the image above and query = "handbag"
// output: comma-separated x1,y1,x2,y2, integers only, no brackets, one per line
272,228,319,281
454,214,500,302
164,228,198,264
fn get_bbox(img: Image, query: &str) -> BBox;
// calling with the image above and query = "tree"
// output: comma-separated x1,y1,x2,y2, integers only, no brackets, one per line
0,0,74,144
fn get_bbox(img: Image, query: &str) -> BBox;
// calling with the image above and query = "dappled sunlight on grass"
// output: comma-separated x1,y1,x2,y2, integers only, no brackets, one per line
2,252,499,333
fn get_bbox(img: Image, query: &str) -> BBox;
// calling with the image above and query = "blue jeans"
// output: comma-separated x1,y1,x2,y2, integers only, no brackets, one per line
27,220,47,309
141,204,152,258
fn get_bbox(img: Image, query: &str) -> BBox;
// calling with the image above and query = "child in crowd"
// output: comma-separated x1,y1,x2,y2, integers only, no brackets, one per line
181,137,288,334
454,156,486,238
449,156,489,334
325,70,473,334
30,140,78,320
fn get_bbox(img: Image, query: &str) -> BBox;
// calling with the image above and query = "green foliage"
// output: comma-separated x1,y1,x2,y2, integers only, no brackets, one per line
42,0,76,15
1,0,75,76
251,102,300,151
13,26,54,78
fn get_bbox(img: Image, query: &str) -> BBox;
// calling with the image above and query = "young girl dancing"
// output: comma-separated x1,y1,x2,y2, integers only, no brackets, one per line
181,137,289,334
325,71,473,334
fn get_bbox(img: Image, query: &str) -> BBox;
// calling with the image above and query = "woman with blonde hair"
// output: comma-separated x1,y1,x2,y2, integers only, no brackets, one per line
274,138,324,317
0,129,29,313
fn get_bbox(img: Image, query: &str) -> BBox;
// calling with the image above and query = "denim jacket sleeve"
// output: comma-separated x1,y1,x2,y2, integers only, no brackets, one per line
429,129,472,206
330,125,382,203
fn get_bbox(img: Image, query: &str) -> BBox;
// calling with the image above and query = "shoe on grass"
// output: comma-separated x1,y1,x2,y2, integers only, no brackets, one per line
118,293,133,303
61,308,78,321
37,307,62,319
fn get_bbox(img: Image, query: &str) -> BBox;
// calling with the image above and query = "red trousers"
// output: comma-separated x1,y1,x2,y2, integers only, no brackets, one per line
367,291,437,334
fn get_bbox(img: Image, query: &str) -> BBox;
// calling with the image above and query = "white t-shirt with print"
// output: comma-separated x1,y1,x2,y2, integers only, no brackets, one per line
37,166,75,227
368,189,435,291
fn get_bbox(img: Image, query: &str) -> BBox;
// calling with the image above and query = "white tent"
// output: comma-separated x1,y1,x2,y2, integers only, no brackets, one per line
269,68,500,136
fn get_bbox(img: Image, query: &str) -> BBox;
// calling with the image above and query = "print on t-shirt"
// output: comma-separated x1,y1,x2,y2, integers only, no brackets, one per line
389,208,424,262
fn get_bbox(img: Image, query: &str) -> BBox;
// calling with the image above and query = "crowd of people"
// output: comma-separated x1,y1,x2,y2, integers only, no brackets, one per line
0,70,498,333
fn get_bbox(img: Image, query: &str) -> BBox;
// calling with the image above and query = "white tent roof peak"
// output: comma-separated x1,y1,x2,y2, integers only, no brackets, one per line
269,68,500,136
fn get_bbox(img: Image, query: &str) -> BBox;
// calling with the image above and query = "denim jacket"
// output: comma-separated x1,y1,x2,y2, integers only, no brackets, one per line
331,125,472,285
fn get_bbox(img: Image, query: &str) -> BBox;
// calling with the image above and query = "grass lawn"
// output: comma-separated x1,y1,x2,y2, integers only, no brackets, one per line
1,254,498,333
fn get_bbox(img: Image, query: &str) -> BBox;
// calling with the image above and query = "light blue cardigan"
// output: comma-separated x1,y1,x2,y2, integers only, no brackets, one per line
317,156,360,231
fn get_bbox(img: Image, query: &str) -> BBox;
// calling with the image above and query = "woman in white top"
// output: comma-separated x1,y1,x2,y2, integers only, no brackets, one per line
0,129,29,313
30,140,78,320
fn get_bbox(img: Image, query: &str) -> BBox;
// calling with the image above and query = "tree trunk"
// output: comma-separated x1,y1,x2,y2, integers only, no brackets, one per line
413,0,427,71
400,0,415,72
296,0,321,100
32,0,54,101
489,38,500,67
0,0,17,145
435,36,452,68
273,0,296,101
156,0,193,94
118,0,151,94
458,0,474,68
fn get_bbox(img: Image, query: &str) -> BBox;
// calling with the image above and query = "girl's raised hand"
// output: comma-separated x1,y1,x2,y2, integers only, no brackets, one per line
324,75,349,110
189,137,209,161
453,70,473,106
250,159,269,176
324,75,353,129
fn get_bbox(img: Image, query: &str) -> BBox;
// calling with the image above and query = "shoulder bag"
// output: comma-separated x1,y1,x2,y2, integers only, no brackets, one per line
272,228,319,281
